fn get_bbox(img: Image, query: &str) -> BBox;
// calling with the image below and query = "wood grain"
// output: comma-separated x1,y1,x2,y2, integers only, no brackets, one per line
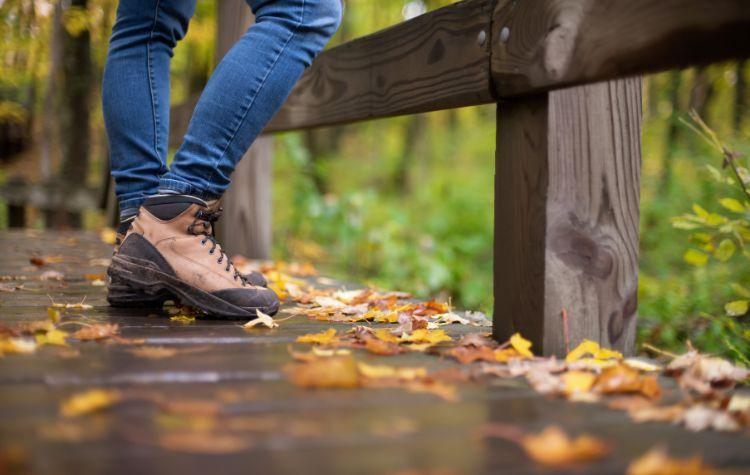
493,78,641,356
214,0,272,259
265,0,495,132
491,0,750,97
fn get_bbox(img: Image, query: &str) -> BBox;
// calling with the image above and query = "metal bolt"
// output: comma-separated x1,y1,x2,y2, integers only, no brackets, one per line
499,26,510,43
477,30,487,46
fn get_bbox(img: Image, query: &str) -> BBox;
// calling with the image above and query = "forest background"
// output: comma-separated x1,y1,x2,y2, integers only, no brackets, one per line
1,0,749,362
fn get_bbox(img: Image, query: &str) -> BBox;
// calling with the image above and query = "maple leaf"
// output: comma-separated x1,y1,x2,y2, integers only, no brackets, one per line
566,339,623,363
242,310,278,330
73,323,120,341
296,328,339,345
399,329,452,345
60,389,120,417
520,426,611,467
626,447,718,475
285,355,359,388
562,371,597,396
446,345,497,364
593,364,662,400
157,432,251,454
509,333,534,358
36,329,68,346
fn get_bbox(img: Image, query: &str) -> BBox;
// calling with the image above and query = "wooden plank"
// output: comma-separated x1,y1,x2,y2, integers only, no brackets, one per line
214,0,273,259
265,0,495,132
491,0,750,97
493,77,641,356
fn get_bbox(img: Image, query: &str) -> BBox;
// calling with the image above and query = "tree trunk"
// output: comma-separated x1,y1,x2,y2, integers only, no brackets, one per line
735,60,747,134
689,66,714,121
51,0,92,228
660,71,682,196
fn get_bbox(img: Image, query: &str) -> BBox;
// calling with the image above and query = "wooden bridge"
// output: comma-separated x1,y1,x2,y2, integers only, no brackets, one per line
1,0,750,472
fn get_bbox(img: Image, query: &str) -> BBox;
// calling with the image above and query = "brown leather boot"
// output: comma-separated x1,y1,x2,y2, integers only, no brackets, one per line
107,195,279,318
107,216,268,308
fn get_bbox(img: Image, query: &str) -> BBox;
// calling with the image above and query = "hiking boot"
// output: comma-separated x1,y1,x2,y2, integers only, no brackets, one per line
107,217,268,308
107,195,279,318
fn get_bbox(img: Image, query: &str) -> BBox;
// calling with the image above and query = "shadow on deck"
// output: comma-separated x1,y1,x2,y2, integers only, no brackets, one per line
0,230,748,475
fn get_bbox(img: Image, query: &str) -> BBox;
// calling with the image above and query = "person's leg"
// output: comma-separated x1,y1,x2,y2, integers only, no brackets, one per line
103,0,197,220
158,0,342,200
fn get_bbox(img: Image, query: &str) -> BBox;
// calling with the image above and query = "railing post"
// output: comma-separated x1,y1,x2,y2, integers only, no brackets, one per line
214,0,272,259
493,78,642,356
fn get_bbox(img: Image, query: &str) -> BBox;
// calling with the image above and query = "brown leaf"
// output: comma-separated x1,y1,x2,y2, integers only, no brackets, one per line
446,345,497,364
127,346,178,359
285,355,360,388
520,426,610,467
593,364,662,400
627,447,718,475
156,432,252,454
73,323,120,341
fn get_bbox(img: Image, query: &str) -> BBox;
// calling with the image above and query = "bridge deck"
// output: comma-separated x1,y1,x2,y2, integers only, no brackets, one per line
0,230,748,475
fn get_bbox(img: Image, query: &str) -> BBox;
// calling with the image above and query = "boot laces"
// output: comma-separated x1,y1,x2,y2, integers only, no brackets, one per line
187,208,247,285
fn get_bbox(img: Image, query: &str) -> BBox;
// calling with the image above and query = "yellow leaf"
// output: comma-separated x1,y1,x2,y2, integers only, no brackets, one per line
0,338,37,355
60,389,120,417
47,307,61,323
399,329,452,345
510,333,534,358
521,426,610,467
566,340,622,363
372,328,399,343
37,329,68,346
285,355,359,388
725,299,749,317
719,197,744,213
170,315,196,324
683,249,709,266
242,310,279,330
296,328,339,345
357,362,427,380
566,340,600,363
99,228,117,245
563,371,597,395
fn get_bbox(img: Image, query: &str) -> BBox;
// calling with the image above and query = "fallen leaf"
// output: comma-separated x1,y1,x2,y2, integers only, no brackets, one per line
47,307,61,323
0,338,37,355
679,405,740,432
127,346,178,359
0,283,22,292
170,315,196,324
243,310,279,330
594,364,662,400
157,432,251,454
36,329,68,346
562,371,597,396
73,323,120,341
627,447,718,475
60,389,120,417
446,345,497,364
285,355,359,388
39,270,64,281
357,362,427,380
510,333,534,358
520,426,610,467
296,328,339,345
99,228,117,245
566,340,623,363
399,329,452,345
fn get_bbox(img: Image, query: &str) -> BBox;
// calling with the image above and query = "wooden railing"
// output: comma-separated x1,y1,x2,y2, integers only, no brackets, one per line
258,0,750,356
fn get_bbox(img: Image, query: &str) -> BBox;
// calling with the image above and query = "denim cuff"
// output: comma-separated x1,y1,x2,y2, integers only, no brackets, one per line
157,177,220,202
119,197,146,214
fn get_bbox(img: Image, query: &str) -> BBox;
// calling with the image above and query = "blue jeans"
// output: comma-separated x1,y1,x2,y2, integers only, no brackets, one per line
103,0,341,218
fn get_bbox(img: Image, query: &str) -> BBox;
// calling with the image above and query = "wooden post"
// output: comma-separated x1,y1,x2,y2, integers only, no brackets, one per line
215,0,273,259
493,78,642,356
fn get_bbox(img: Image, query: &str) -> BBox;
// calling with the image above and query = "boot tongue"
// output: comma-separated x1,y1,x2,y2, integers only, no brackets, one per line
142,194,208,221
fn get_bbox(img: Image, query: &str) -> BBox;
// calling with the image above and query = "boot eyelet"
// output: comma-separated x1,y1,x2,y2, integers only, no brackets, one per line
209,249,214,254
200,240,206,246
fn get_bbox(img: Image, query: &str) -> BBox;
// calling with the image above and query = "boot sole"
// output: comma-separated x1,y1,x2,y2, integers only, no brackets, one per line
107,278,173,308
108,254,279,319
